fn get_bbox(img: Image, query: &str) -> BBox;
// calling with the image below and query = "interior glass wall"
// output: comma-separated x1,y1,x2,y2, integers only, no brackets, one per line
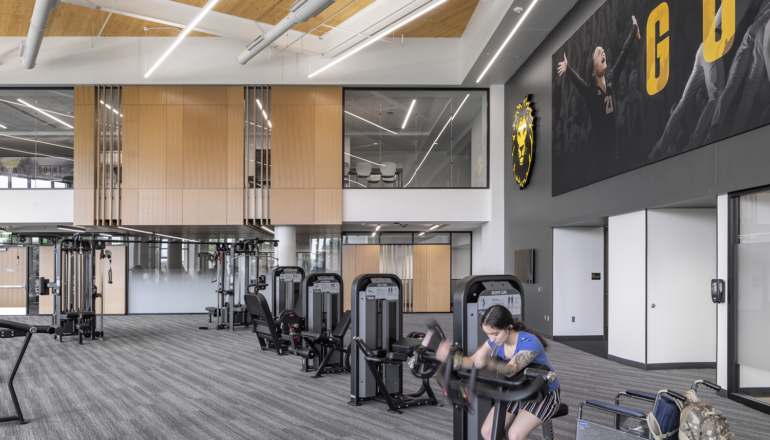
128,239,228,314
343,89,488,188
735,192,770,408
0,89,74,188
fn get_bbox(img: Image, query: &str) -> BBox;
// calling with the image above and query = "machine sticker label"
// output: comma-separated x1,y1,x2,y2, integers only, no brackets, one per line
293,273,302,282
330,282,339,293
478,294,522,316
365,285,397,300
318,282,331,293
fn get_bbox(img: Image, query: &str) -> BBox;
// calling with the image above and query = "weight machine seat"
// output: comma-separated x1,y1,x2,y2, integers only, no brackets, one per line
65,311,95,319
553,403,569,418
391,337,424,355
386,352,408,362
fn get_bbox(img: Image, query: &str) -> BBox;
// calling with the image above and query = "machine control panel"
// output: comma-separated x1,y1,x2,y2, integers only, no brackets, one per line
363,278,398,301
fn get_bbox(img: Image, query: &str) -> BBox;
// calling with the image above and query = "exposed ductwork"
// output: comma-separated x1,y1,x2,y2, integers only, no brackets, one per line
21,0,61,69
237,0,336,65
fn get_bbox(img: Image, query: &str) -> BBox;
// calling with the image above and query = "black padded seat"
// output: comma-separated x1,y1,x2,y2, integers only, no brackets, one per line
391,337,424,354
553,403,569,418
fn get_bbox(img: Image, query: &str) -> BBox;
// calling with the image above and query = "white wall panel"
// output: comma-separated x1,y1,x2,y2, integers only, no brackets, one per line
717,194,728,387
0,190,73,223
553,227,604,337
608,210,647,364
647,209,716,364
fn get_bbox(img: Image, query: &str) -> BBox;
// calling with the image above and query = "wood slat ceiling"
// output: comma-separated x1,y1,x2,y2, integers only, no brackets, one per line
0,0,478,38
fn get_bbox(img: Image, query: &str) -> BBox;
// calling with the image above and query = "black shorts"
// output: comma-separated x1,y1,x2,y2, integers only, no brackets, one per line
507,388,561,422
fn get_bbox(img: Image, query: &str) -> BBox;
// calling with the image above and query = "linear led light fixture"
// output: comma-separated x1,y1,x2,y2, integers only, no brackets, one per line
404,94,469,187
0,124,6,129
117,226,199,242
419,232,425,236
100,100,123,117
0,144,73,160
402,99,416,129
260,225,275,235
0,133,73,149
344,152,384,167
375,225,381,231
309,0,448,78
429,224,440,230
144,0,220,78
0,98,74,119
17,99,74,129
371,232,376,237
58,225,85,233
345,111,397,134
99,234,113,238
476,0,538,83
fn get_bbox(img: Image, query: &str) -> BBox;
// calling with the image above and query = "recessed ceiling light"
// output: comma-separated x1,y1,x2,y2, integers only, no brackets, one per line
419,232,425,236
477,0,538,83
429,224,441,230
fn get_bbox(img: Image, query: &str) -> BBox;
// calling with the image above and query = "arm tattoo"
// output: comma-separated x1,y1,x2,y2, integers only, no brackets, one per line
500,350,537,377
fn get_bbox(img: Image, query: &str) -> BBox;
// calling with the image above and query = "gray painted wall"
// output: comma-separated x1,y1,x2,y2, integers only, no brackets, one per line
503,0,770,336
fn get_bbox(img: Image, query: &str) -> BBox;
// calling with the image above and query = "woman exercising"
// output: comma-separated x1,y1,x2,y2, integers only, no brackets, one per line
436,305,561,440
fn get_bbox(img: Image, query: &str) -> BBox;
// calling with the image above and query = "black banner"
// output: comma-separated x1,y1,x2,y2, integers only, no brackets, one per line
552,0,769,195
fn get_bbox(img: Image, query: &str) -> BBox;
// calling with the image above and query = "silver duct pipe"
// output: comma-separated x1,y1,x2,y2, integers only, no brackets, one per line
237,0,336,65
21,0,60,69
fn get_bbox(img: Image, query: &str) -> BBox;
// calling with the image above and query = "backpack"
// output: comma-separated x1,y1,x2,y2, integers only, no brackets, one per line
678,390,735,440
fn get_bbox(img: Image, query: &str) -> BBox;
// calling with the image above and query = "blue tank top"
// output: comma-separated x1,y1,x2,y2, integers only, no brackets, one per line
486,331,560,392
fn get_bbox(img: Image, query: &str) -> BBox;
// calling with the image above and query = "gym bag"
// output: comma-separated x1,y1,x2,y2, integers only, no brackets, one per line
678,390,735,440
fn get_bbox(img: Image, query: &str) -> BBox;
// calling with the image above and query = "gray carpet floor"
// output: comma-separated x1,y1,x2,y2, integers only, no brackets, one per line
0,313,766,439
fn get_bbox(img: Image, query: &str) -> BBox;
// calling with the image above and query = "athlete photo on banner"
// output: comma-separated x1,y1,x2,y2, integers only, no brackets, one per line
552,0,770,196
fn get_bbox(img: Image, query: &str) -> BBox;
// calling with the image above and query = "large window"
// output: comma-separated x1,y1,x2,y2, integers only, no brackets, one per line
0,89,74,189
344,89,488,189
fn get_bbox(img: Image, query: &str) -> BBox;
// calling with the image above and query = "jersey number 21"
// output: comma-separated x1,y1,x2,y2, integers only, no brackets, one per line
604,96,614,114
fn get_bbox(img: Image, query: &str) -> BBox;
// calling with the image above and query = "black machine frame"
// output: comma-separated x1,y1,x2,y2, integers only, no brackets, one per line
0,320,56,424
349,273,438,413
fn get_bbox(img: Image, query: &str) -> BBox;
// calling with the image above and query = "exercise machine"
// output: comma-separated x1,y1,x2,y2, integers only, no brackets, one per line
407,318,562,440
46,236,106,344
269,266,305,316
452,275,568,440
299,273,351,376
349,273,438,413
0,320,56,424
205,238,277,331
245,292,308,356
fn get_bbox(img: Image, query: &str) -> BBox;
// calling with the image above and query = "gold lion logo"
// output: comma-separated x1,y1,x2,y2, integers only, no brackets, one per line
512,96,534,189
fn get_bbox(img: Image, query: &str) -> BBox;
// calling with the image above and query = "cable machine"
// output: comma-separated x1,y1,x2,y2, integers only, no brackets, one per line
204,238,278,331
44,236,109,345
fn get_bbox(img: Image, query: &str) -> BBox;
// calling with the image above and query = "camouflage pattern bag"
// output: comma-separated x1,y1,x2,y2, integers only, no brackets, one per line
678,390,736,440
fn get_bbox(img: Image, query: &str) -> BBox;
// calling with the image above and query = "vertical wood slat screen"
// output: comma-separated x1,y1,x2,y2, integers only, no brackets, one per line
95,86,122,226
246,86,271,226
380,245,414,312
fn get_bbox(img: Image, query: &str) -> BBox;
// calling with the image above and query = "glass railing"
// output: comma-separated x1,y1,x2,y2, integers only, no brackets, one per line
344,89,488,189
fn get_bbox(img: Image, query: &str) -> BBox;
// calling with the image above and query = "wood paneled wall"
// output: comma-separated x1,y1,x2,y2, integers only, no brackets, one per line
39,246,54,314
94,246,127,314
271,86,342,225
341,244,451,313
0,248,27,308
342,244,451,312
341,245,380,311
75,86,246,227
